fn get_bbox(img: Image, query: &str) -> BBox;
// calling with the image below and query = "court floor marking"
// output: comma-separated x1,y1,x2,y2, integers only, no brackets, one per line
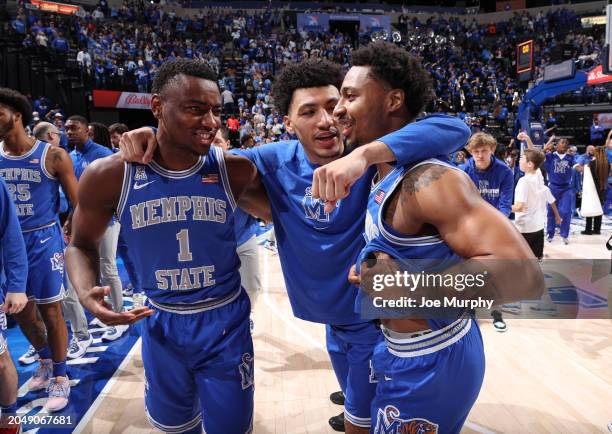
73,339,142,433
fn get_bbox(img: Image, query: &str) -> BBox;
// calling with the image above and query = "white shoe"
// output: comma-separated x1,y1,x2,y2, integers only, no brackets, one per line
67,333,93,359
562,237,569,245
102,324,129,342
132,292,144,309
27,359,53,391
19,345,39,365
44,376,70,413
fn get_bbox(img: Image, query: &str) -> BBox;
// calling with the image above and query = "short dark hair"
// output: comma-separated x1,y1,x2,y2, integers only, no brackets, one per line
66,115,89,126
109,123,129,135
89,122,111,149
0,88,33,127
241,134,253,146
350,41,434,120
271,59,344,116
524,149,545,169
152,58,218,94
217,126,229,141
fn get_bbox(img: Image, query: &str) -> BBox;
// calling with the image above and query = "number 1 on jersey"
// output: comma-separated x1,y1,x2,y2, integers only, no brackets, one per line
176,229,193,262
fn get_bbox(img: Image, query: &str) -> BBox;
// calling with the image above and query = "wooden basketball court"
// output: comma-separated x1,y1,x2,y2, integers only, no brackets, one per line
77,229,612,434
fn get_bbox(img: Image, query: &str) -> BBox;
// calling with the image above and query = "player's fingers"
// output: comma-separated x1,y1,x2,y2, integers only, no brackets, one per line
324,200,336,214
334,173,349,201
311,168,321,199
142,134,157,165
324,171,337,202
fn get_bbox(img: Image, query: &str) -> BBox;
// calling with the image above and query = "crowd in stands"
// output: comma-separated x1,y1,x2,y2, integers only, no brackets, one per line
7,1,611,145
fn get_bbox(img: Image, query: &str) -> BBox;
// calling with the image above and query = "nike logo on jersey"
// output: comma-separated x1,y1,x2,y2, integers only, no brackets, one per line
40,237,52,244
134,181,155,190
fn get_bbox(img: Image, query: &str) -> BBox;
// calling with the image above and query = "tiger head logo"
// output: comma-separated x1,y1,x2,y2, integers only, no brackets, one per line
374,405,438,434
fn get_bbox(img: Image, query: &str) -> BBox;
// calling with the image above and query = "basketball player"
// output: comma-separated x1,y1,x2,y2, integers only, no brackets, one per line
461,132,515,332
120,58,470,433
0,177,28,434
536,137,577,244
317,41,543,433
29,121,93,359
66,59,265,434
0,88,79,412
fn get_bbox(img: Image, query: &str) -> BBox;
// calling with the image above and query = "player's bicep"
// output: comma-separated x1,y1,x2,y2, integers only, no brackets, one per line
71,160,121,247
413,170,529,259
54,149,79,207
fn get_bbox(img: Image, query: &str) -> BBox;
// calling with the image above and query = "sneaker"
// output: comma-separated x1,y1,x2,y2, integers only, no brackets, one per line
580,230,593,235
18,345,39,365
546,236,553,243
330,391,345,406
67,333,93,359
27,359,53,391
492,310,507,332
123,284,134,297
44,376,70,413
562,237,569,245
328,412,345,432
101,324,129,342
90,317,106,328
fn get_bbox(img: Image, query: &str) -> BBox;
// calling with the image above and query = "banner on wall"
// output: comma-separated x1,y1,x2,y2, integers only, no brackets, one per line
297,13,390,34
93,90,152,110
587,65,612,86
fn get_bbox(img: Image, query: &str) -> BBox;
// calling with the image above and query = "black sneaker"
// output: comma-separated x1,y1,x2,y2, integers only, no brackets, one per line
492,310,507,332
580,230,593,235
329,412,345,432
330,391,345,406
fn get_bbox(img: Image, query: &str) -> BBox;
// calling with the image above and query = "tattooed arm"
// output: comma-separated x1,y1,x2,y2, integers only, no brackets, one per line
391,164,544,304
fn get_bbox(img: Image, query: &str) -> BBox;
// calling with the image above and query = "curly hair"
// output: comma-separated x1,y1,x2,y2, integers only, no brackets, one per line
152,58,218,94
0,88,33,127
350,42,434,120
271,59,344,116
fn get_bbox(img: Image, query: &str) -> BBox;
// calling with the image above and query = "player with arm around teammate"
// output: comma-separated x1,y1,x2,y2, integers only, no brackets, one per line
66,59,262,434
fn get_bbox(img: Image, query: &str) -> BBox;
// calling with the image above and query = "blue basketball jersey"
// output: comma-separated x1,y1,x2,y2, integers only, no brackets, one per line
235,141,374,324
545,152,576,188
117,146,241,305
0,140,60,231
357,159,467,327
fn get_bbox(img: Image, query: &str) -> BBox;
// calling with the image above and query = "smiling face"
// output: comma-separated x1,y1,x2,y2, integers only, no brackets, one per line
152,74,221,157
333,66,391,148
284,85,342,165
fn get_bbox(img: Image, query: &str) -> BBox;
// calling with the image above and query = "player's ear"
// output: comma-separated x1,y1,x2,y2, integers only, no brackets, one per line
151,94,162,120
283,115,294,135
386,89,405,113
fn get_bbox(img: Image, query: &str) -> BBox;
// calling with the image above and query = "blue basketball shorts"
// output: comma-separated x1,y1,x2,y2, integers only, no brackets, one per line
142,288,254,434
371,314,485,434
22,223,65,304
326,320,383,429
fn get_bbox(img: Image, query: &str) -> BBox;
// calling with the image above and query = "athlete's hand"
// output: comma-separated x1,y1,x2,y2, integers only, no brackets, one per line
118,127,157,164
517,132,529,142
555,215,561,226
83,286,154,325
312,152,368,214
348,264,361,285
3,292,28,314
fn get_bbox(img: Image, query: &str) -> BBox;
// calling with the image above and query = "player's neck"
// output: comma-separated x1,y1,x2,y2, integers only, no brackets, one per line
155,130,200,171
2,128,35,155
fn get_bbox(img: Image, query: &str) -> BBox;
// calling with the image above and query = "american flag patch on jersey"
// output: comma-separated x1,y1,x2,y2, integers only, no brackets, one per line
29,159,39,164
201,173,219,184
374,189,385,204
